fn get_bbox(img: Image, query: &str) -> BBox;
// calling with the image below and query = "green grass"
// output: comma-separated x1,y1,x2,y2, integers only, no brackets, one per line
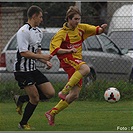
0,100,133,131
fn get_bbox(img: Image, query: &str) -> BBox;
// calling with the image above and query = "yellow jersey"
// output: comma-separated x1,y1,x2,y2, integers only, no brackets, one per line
50,22,99,60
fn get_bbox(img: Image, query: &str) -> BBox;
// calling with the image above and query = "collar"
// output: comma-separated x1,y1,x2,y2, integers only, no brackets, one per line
63,22,76,31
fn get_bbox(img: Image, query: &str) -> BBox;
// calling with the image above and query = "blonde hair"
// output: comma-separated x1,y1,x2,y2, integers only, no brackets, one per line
65,6,81,21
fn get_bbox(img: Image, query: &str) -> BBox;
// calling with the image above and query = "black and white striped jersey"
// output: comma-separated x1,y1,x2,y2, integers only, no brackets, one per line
14,23,43,72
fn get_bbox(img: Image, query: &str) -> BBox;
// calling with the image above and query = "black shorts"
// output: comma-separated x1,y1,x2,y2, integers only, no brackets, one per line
14,69,49,89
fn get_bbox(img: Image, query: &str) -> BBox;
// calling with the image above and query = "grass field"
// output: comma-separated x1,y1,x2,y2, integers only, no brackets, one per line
0,100,133,131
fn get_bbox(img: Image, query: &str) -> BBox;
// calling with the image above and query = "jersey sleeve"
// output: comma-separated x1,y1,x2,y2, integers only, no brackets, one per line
17,29,29,52
78,24,99,40
50,32,63,55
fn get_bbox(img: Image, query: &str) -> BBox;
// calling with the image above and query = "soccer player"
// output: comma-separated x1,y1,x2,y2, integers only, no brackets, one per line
13,5,55,130
45,5,107,126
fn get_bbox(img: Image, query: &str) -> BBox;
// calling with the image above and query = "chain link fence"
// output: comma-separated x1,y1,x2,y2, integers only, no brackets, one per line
0,2,133,100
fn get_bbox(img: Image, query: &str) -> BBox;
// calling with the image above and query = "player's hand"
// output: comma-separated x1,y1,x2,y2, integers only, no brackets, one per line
98,24,107,34
42,54,53,61
46,61,52,69
101,24,107,29
70,48,77,53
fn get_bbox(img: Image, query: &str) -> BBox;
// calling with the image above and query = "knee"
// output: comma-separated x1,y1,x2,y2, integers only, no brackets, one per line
47,92,55,99
85,66,90,74
80,64,90,76
30,95,40,104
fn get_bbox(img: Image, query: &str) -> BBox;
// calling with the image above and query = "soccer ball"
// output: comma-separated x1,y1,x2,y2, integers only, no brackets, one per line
104,87,120,103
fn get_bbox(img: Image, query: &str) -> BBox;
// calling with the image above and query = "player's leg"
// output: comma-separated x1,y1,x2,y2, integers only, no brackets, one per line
34,69,55,100
45,85,81,126
13,71,54,115
12,83,49,115
59,63,90,99
38,82,55,99
12,88,39,115
14,71,40,130
19,84,39,130
65,85,81,103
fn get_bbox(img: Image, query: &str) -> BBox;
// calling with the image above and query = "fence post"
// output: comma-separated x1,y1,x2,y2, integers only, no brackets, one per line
75,1,81,13
75,1,81,22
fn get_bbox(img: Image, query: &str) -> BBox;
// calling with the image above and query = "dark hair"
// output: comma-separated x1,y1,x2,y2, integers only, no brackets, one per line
65,6,81,21
27,5,43,19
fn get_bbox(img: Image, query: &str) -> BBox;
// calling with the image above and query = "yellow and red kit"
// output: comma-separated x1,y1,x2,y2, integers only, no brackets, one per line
50,22,99,85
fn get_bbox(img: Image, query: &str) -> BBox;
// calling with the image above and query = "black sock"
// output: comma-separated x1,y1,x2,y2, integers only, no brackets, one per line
20,102,37,125
17,95,29,105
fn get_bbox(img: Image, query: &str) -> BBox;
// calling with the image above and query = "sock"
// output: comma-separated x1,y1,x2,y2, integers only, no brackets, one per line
20,102,37,125
50,100,69,115
62,71,83,94
17,95,29,106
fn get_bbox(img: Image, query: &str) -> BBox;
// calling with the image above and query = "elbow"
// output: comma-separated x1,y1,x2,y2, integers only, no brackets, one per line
20,51,30,58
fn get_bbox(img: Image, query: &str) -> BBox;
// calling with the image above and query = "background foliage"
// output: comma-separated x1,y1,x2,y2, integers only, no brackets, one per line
0,80,133,102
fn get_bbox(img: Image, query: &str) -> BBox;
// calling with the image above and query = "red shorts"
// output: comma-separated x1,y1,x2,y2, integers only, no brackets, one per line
60,57,86,87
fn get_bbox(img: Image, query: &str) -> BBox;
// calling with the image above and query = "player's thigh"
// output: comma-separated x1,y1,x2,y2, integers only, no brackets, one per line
38,82,55,98
24,84,40,102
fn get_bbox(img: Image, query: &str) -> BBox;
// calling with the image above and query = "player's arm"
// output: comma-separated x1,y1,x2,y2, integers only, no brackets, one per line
20,51,52,61
50,32,77,55
50,43,77,55
79,24,107,40
36,49,48,63
36,49,52,69
17,30,52,61
57,48,77,54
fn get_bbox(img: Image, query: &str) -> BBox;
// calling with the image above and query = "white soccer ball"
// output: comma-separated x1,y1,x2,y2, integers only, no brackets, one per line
104,87,120,103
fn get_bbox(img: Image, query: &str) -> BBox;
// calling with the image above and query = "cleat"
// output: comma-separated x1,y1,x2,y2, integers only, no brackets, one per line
18,123,32,130
58,91,67,100
45,111,55,126
11,91,23,115
16,105,23,115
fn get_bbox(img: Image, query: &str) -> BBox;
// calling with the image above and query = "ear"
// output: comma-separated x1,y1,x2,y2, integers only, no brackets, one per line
32,14,37,19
